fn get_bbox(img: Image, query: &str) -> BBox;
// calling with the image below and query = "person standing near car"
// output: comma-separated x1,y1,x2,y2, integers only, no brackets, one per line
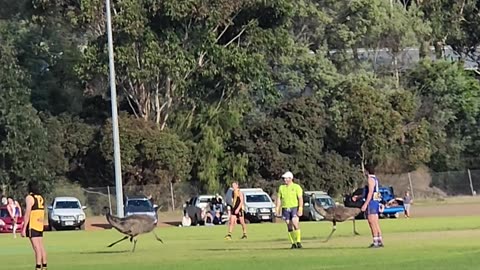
21,182,48,270
361,165,384,248
403,191,413,218
224,181,247,240
7,197,22,238
276,171,303,249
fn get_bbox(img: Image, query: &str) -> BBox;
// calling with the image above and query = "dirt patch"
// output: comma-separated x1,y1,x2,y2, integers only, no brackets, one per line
408,203,480,218
379,165,447,199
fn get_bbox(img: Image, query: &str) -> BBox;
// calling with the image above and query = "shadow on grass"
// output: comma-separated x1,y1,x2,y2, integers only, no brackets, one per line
163,221,181,226
90,223,113,229
269,235,361,242
203,246,367,251
80,250,130,254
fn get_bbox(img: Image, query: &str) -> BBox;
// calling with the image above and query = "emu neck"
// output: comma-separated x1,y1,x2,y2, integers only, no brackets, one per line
106,213,122,228
313,202,329,217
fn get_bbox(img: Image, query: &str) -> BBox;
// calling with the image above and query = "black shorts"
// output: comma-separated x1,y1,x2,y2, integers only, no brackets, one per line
26,224,43,238
282,207,299,221
231,209,244,218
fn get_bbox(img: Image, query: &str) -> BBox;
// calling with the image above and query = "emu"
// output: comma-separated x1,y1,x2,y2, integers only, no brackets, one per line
106,212,163,252
311,194,362,242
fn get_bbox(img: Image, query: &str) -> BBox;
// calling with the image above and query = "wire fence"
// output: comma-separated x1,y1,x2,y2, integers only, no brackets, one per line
2,168,479,217
84,169,480,216
77,181,201,216
377,169,480,199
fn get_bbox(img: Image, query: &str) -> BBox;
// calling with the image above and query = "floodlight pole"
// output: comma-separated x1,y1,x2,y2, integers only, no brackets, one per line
106,0,124,217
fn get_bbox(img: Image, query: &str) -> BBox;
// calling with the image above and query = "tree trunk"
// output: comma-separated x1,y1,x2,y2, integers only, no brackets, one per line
155,83,161,125
169,180,175,211
160,77,174,131
392,53,400,88
434,41,443,59
351,46,359,62
419,40,430,59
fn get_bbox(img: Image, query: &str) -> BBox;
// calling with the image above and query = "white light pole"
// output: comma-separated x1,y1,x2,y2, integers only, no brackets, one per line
105,0,124,217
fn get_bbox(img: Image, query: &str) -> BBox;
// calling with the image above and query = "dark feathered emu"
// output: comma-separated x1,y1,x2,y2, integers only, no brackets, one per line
311,194,362,242
106,213,163,252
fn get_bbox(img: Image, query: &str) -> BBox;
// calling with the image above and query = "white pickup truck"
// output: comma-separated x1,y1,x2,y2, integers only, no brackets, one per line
225,188,276,223
47,197,87,231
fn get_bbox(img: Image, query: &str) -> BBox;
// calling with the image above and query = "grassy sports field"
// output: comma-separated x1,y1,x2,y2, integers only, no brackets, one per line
1,216,480,270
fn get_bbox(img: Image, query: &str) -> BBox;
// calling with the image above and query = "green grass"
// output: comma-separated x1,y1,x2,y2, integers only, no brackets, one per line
2,216,480,270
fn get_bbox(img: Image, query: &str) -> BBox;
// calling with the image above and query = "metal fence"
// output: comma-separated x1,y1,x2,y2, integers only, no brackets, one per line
40,168,480,216
378,169,480,199
76,181,202,216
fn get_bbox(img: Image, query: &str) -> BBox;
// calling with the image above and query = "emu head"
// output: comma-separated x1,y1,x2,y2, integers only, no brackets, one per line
102,206,111,216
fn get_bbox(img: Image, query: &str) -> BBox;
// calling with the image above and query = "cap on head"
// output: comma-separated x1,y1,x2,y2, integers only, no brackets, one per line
281,171,294,179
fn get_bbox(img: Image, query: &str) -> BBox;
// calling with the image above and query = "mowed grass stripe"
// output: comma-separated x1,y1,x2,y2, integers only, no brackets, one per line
1,216,479,270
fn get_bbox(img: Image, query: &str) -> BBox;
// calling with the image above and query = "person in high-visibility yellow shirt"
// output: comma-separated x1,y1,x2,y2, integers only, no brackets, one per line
275,171,304,249
21,182,48,270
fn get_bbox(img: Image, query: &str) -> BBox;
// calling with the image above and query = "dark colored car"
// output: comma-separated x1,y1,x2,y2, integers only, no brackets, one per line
0,205,24,233
344,186,405,219
124,196,159,224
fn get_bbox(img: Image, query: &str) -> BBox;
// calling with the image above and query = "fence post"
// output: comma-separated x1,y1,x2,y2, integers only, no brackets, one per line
468,169,475,196
170,181,175,211
107,186,112,214
408,172,415,199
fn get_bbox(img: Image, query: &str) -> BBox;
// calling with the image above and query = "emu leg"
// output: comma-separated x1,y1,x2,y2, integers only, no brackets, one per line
107,236,128,247
131,238,138,252
353,219,360,235
323,221,337,242
153,231,164,243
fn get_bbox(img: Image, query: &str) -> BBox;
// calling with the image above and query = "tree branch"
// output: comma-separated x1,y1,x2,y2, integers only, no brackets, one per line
216,23,232,43
123,88,139,118
224,26,247,48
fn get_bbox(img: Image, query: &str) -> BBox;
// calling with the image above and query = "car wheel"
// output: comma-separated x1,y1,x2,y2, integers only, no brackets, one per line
308,212,315,221
391,213,399,219
79,223,85,230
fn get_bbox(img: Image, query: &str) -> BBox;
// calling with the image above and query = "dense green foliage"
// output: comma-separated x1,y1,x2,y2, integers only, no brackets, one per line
1,0,479,197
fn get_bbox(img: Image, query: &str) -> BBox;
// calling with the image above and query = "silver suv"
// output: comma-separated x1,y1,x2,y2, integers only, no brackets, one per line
301,191,335,221
48,197,87,230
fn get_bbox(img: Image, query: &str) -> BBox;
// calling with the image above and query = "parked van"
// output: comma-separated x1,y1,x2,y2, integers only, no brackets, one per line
226,188,276,223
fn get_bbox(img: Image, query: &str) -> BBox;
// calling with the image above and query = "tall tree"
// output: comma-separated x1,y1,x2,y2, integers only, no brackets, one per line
404,60,480,170
0,22,57,194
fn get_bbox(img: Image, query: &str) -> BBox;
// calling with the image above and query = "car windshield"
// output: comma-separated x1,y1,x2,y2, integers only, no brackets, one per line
55,201,80,209
126,199,153,212
246,194,270,203
315,198,334,208
0,209,8,218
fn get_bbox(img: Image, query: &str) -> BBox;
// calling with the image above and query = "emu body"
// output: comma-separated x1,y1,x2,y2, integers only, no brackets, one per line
106,213,163,252
311,194,362,242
